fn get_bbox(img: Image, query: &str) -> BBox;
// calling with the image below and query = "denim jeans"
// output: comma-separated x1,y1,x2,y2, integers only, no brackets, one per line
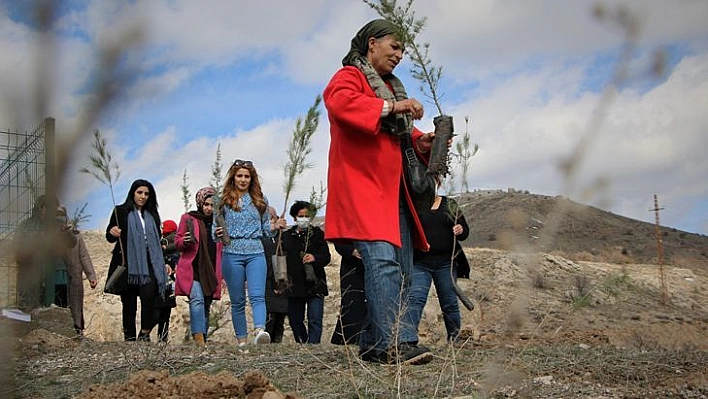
222,252,267,340
189,280,208,335
287,296,324,344
354,197,417,352
408,259,461,341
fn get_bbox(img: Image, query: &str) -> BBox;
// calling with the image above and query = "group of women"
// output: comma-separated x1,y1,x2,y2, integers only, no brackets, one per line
105,160,285,344
105,156,470,348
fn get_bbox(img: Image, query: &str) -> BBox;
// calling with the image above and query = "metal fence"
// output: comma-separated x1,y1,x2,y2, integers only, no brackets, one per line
0,117,53,307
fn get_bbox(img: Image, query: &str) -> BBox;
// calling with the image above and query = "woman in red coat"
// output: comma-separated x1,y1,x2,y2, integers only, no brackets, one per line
175,186,224,346
323,19,440,365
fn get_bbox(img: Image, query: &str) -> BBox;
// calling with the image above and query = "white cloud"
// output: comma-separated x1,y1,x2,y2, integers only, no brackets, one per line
3,1,708,234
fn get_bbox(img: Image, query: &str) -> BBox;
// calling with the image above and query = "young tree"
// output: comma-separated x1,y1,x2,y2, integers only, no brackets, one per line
69,202,91,230
210,142,223,194
364,0,474,310
456,116,479,193
79,130,123,259
308,181,327,219
364,0,454,177
180,169,191,212
274,95,322,282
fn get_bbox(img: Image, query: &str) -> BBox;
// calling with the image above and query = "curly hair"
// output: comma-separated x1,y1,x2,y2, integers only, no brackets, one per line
220,161,267,214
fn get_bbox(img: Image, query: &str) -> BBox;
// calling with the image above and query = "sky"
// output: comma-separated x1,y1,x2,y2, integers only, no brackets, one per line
1,0,707,235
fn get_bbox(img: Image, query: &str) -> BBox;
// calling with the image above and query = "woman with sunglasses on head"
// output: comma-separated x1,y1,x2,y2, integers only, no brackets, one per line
106,179,169,341
216,160,286,346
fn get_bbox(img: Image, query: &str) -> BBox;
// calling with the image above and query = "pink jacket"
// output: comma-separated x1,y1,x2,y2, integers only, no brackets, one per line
174,213,223,300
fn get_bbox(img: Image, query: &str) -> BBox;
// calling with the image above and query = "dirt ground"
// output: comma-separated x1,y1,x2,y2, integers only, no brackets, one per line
3,230,708,398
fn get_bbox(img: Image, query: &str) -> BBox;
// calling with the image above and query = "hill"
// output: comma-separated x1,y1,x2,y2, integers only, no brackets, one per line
455,190,708,266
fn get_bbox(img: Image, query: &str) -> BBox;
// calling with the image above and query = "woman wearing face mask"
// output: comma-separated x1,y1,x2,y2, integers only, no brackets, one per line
175,186,224,347
281,200,331,344
106,179,169,342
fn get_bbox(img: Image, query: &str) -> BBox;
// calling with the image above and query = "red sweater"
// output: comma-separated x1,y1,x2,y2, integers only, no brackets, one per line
323,66,430,251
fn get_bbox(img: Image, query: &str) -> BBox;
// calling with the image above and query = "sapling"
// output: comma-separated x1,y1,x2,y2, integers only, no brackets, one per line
274,96,322,283
79,129,125,268
365,0,474,310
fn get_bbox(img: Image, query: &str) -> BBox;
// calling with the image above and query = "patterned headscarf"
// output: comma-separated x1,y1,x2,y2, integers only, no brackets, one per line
341,19,411,138
195,186,216,210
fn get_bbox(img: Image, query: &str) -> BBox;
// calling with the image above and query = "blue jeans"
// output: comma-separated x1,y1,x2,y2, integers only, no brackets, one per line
222,252,267,340
287,296,324,344
408,260,461,341
354,198,417,352
189,280,208,335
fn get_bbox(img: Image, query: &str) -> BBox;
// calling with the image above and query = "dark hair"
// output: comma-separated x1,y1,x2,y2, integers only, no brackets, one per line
122,179,160,222
289,200,313,219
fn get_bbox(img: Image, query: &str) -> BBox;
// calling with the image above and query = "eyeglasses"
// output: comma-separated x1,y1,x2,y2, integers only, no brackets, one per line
231,159,253,168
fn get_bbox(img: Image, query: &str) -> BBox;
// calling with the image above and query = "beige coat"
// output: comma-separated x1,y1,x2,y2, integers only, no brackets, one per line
65,232,97,331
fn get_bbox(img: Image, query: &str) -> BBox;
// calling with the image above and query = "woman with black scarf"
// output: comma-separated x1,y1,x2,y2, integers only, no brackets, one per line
174,186,224,346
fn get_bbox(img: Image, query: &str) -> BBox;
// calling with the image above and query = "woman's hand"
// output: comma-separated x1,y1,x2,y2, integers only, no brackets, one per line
416,131,453,153
393,98,424,120
215,226,224,238
109,226,121,237
89,279,98,289
272,217,287,231
183,231,194,245
452,224,463,236
302,253,315,264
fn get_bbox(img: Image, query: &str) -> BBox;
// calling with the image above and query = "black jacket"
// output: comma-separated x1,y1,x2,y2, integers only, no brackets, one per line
282,225,331,298
414,196,471,278
105,204,162,284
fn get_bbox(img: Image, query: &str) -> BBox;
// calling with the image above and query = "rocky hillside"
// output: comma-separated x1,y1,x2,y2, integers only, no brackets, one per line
454,190,708,265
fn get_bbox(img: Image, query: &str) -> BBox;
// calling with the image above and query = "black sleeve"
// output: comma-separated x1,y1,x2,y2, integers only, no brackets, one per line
334,241,357,260
105,207,119,243
310,228,332,268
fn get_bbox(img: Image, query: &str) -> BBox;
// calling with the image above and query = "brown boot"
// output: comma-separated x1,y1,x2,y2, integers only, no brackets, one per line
193,333,205,347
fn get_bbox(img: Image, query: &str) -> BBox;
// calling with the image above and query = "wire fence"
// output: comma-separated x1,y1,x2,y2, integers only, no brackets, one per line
0,117,52,307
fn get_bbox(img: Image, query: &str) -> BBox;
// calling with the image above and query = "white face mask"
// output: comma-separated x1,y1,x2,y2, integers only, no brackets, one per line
296,217,311,229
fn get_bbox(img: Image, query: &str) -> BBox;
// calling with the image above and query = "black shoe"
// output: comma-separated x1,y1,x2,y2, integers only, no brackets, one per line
390,343,433,365
359,347,389,364
360,344,433,365
137,332,151,342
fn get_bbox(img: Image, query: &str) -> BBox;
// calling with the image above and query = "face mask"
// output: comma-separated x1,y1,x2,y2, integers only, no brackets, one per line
295,217,310,229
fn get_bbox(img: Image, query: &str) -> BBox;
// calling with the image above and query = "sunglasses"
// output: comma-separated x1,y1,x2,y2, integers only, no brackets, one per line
231,159,253,168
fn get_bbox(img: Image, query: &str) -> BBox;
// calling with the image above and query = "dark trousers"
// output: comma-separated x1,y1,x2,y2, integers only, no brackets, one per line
54,284,69,308
266,312,287,343
120,279,158,341
287,296,324,344
331,260,366,345
157,307,171,342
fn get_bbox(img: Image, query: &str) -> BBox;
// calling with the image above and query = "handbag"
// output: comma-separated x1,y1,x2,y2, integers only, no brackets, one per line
402,132,436,214
104,264,128,295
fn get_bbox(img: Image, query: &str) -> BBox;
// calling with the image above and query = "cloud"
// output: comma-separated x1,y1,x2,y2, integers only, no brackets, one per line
4,1,708,235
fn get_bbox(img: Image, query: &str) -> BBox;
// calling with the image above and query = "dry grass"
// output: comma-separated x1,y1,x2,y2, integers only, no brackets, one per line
10,338,708,398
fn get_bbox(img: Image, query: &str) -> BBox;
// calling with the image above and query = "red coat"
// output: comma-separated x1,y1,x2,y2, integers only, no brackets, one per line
323,66,430,251
174,213,223,300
